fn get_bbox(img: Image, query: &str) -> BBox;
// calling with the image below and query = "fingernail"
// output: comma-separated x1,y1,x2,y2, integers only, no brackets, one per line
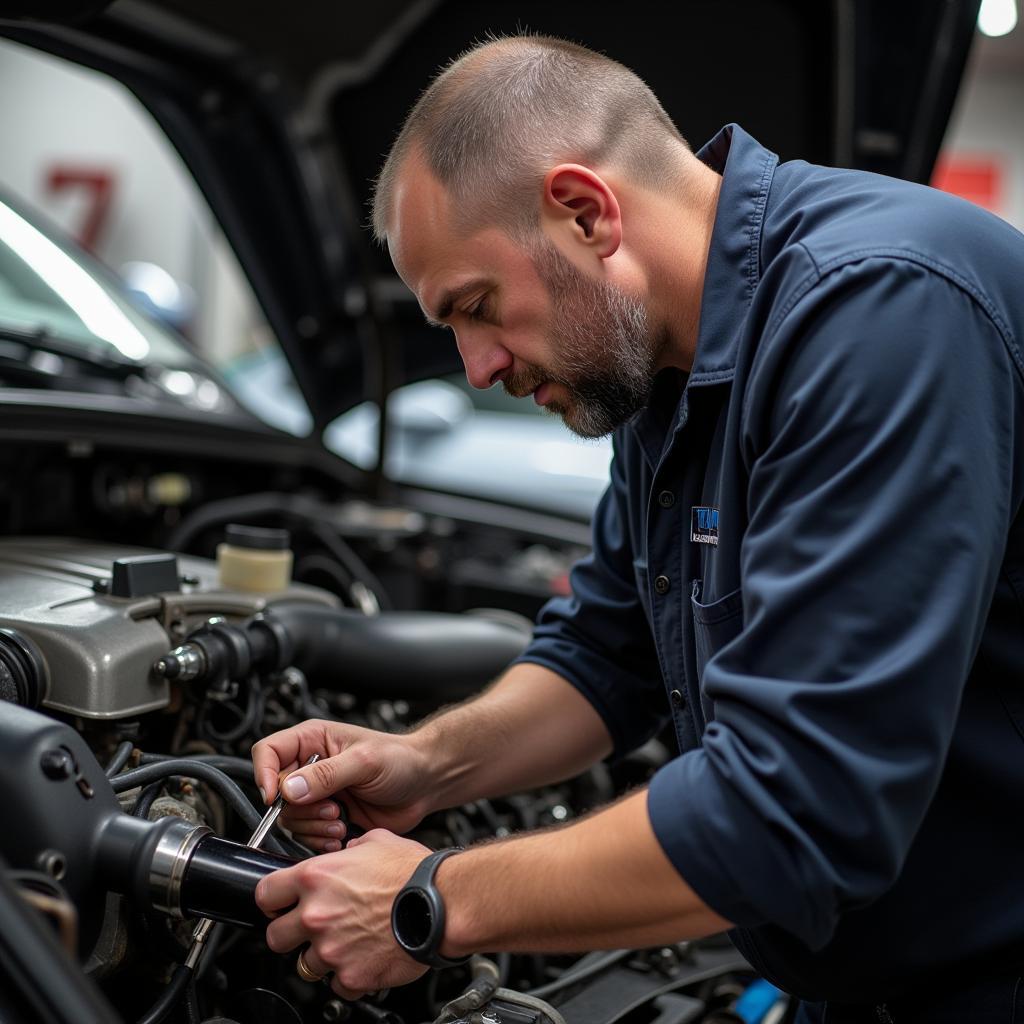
324,839,341,852
259,786,267,805
319,805,335,819
283,775,309,800
326,824,342,837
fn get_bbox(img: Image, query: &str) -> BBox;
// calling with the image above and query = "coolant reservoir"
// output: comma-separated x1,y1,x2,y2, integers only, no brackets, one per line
217,524,293,593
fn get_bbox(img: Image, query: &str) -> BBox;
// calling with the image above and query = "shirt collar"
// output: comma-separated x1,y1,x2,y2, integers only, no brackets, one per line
688,123,778,384
625,125,778,465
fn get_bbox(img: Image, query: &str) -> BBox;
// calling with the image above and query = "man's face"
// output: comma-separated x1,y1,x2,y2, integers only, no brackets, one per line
512,238,658,438
388,157,660,439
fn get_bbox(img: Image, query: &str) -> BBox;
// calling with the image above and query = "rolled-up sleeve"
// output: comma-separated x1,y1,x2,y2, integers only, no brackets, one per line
514,432,668,758
647,258,1019,948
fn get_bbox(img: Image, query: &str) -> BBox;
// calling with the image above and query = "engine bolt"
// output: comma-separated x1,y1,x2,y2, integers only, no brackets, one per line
40,748,74,780
322,1000,352,1022
36,848,67,880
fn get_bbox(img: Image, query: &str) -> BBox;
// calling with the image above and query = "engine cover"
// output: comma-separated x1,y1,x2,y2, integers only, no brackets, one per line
0,537,337,719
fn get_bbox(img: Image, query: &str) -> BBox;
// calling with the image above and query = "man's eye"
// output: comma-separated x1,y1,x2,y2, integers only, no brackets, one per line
467,298,489,322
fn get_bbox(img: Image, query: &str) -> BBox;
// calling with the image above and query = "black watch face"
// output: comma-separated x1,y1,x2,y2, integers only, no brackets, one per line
394,888,434,951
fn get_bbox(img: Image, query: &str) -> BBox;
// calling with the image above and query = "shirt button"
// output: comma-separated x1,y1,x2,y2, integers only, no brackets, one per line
658,490,675,509
654,574,671,595
670,688,685,708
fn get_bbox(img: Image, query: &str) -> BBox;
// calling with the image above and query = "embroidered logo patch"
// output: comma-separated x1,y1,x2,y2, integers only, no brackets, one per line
691,506,719,546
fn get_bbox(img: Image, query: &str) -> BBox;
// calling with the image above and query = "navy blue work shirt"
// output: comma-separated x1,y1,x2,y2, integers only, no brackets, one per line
514,125,1024,1002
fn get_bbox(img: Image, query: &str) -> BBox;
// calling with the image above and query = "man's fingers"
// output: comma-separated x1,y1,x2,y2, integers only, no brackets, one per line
280,799,340,825
280,817,347,853
280,751,374,806
302,946,332,979
252,729,307,803
264,906,305,954
330,975,368,1002
255,865,301,916
252,720,342,804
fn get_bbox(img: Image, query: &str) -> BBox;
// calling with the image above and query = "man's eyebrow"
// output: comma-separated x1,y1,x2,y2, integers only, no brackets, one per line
424,278,491,327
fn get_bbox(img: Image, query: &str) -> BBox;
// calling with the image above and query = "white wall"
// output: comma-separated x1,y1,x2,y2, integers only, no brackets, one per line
0,39,203,286
0,37,269,370
941,34,1024,231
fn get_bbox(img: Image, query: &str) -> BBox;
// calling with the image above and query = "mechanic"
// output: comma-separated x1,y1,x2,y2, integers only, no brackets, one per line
251,35,1024,1022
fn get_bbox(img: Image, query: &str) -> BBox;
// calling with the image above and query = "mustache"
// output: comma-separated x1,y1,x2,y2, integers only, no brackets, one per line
502,363,549,399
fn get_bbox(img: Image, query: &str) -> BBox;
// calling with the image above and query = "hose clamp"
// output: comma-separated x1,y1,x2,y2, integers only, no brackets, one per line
148,821,212,918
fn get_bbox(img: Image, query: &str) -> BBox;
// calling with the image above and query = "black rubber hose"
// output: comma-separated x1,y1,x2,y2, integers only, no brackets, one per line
139,753,255,779
134,754,311,861
110,760,287,856
163,492,391,609
105,740,135,777
266,605,528,702
133,781,164,820
135,963,193,1024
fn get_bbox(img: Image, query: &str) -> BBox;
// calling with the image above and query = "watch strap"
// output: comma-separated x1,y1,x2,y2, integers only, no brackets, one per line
392,848,468,969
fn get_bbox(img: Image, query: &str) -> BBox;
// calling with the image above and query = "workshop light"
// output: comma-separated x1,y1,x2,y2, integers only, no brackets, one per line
978,0,1018,37
0,199,150,361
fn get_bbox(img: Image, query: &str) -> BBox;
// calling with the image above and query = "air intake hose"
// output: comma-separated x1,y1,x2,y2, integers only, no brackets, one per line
155,605,529,702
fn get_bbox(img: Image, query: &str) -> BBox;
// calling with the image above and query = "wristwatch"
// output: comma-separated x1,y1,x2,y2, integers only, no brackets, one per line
391,848,469,969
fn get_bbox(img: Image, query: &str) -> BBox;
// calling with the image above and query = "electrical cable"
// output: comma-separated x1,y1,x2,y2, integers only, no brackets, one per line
135,753,311,860
105,740,135,777
293,552,356,598
109,760,288,856
135,963,193,1024
285,667,342,723
496,952,511,988
183,976,201,1024
197,678,265,745
525,949,632,1000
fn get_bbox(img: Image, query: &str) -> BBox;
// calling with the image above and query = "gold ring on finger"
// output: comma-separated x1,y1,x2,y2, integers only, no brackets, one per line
296,949,326,983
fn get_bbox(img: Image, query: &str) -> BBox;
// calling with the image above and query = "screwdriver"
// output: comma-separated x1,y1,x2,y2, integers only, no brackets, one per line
184,753,320,970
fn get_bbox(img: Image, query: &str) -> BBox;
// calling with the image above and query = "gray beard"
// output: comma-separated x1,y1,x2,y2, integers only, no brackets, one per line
504,239,658,439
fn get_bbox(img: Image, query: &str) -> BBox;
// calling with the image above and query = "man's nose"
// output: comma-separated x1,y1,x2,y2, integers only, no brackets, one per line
456,331,513,390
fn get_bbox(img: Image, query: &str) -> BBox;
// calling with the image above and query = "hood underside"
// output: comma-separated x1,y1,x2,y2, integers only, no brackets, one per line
0,0,981,428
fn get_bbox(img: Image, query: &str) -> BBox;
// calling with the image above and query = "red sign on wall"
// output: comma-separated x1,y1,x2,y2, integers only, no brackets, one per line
932,154,1003,213
45,166,116,252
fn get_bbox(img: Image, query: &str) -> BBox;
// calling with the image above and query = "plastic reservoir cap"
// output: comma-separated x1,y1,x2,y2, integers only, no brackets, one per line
223,524,291,551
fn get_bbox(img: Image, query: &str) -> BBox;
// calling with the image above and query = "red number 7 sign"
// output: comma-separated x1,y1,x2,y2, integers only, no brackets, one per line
45,166,116,252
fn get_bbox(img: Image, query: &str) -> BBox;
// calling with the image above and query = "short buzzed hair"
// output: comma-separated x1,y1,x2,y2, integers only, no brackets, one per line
371,34,690,243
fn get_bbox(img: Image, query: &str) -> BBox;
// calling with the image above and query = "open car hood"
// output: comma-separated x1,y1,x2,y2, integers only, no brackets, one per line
0,0,982,430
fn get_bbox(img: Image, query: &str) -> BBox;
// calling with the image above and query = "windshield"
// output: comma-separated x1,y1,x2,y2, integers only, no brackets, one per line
0,192,241,414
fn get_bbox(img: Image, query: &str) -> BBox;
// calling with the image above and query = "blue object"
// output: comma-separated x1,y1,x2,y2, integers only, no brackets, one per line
515,125,1024,1001
734,979,784,1023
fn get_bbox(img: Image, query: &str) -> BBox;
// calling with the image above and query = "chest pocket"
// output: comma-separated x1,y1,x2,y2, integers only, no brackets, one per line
691,579,744,724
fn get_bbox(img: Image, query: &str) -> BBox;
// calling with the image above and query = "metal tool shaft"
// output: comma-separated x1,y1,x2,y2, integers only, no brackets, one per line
184,753,320,969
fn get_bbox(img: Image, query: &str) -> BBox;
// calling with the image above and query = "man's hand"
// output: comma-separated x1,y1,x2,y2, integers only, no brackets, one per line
256,830,430,1000
251,664,614,850
251,719,434,850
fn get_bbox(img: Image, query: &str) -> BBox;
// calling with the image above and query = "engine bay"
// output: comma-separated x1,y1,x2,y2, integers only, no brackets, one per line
0,532,770,1024
0,450,778,1024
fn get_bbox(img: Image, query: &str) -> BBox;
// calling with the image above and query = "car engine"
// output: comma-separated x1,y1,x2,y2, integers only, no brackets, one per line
0,535,774,1024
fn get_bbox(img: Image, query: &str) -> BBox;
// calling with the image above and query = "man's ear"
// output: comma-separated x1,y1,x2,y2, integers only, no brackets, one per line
541,164,622,260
